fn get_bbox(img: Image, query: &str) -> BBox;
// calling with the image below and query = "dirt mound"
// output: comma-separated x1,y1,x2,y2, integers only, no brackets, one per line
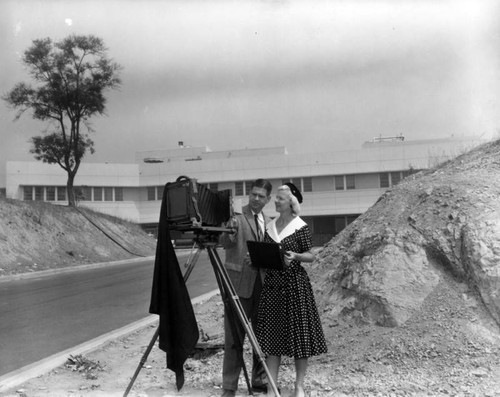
312,139,500,327
0,199,156,276
305,138,500,394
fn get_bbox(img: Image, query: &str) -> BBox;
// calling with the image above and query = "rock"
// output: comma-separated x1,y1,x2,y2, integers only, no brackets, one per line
471,368,489,377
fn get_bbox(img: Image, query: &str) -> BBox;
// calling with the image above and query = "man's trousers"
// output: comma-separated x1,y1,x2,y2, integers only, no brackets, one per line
221,275,266,392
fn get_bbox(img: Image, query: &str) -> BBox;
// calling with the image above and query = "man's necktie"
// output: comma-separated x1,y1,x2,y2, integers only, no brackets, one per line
254,214,262,241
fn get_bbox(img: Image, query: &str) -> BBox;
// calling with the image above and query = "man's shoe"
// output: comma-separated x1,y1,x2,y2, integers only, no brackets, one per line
221,389,236,397
251,384,268,394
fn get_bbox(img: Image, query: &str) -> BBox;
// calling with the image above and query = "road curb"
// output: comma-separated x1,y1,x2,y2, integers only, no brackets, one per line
0,249,193,283
0,288,220,393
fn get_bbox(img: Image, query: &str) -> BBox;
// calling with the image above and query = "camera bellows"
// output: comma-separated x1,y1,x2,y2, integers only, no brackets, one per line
165,175,232,229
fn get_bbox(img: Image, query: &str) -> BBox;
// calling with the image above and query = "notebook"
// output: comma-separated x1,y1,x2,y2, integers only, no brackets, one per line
246,240,285,270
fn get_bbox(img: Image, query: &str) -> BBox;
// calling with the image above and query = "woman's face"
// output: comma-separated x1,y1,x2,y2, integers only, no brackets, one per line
274,191,291,214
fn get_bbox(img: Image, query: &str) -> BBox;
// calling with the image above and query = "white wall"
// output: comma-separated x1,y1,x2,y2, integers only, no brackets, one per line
5,137,487,225
6,161,140,198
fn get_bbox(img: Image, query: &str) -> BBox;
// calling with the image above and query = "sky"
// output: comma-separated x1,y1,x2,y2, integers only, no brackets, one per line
1,0,500,187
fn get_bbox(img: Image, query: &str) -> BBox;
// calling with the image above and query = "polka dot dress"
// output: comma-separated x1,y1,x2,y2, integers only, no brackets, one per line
256,224,327,359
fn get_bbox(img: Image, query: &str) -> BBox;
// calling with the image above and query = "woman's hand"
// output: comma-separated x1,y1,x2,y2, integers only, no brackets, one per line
283,250,316,266
284,250,296,266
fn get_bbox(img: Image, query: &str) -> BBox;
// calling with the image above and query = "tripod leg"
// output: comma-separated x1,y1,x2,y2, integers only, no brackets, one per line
123,327,159,397
183,244,202,281
123,247,202,397
207,247,281,397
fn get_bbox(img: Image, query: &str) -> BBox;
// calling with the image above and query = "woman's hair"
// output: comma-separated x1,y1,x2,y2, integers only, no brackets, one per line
277,185,301,215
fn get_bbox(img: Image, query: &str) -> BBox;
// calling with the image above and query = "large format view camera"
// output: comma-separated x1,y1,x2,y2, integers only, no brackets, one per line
165,175,232,231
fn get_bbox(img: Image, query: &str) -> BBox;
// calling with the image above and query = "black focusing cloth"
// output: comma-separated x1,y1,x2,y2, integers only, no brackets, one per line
149,184,199,391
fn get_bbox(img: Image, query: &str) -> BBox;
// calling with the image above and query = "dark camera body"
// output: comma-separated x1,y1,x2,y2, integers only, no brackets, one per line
164,176,232,230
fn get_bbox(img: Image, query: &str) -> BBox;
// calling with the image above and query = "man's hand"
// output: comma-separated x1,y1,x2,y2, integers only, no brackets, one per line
224,216,239,232
221,216,239,244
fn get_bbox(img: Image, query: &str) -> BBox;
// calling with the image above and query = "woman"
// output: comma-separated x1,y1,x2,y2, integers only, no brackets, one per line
256,183,327,397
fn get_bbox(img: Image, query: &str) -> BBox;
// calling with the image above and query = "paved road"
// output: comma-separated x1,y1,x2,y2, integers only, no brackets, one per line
0,249,219,376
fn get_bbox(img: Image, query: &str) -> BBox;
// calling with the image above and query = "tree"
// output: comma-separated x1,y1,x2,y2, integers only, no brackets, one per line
3,34,122,206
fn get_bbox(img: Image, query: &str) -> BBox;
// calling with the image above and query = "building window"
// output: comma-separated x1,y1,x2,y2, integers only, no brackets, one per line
57,187,67,201
147,187,156,201
334,176,344,190
208,183,218,191
79,187,92,201
346,175,355,190
281,177,312,192
115,187,123,201
34,186,44,201
379,172,404,188
391,172,401,186
315,217,335,234
347,215,358,225
245,181,252,195
334,217,346,234
24,186,33,201
303,177,312,192
155,186,163,200
94,187,103,201
380,173,389,188
281,178,302,189
46,186,56,201
104,187,113,201
235,182,244,196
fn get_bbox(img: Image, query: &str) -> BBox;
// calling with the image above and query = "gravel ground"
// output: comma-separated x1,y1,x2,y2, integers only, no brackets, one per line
4,270,500,397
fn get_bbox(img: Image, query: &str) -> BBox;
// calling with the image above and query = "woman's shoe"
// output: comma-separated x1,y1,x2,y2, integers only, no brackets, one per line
293,385,306,397
264,386,281,397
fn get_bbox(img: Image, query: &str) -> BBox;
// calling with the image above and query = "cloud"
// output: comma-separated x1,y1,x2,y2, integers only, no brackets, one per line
14,21,21,36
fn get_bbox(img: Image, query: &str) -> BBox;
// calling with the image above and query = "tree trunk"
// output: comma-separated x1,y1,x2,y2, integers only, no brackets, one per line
67,172,76,207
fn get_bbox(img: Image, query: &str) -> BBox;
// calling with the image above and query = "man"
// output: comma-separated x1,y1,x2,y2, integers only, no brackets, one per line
219,178,273,397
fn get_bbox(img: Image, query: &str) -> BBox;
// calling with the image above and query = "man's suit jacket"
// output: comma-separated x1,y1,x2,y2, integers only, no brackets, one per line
219,204,271,299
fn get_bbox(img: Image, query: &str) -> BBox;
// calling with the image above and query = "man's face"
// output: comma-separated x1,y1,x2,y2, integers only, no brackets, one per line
248,187,271,214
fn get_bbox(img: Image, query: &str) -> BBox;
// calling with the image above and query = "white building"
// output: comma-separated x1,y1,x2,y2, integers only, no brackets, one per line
5,135,484,245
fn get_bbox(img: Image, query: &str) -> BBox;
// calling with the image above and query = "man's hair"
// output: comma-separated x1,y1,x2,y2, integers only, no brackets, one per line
251,179,272,196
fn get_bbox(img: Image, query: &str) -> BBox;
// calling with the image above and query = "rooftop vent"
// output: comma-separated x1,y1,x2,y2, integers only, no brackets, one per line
372,134,405,143
143,157,164,163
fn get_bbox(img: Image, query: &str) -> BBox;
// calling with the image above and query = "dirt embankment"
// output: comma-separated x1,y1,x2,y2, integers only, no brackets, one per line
0,199,156,276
